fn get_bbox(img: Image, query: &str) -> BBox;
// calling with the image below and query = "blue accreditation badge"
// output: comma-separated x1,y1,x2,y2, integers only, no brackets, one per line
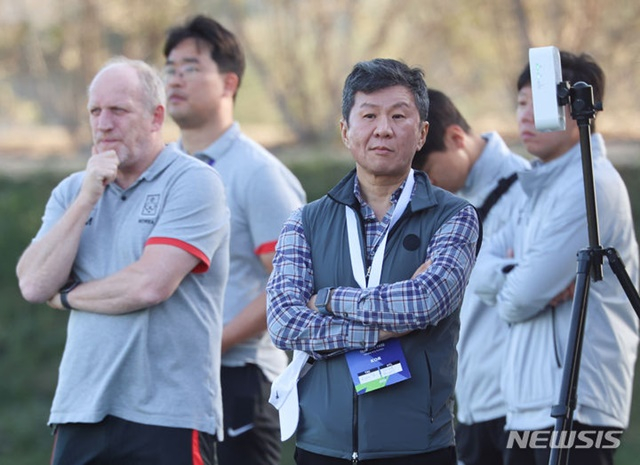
345,338,411,394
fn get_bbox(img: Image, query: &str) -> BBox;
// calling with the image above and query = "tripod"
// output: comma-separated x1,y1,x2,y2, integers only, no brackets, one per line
548,81,640,465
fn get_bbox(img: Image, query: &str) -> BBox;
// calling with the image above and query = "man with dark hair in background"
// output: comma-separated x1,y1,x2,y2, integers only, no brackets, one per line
163,15,306,465
473,50,639,465
413,88,530,465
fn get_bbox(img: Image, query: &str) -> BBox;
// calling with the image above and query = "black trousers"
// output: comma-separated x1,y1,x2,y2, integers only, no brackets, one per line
50,415,217,465
217,364,281,465
456,417,508,465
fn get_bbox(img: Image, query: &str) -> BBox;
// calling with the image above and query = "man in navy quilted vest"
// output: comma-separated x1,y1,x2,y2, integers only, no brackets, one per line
266,58,481,465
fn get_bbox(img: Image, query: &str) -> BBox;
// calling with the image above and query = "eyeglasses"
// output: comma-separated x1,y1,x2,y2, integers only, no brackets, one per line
162,64,202,82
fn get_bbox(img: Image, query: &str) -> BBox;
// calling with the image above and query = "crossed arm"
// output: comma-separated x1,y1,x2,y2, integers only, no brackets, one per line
17,205,200,314
266,205,479,359
16,149,206,315
472,191,585,323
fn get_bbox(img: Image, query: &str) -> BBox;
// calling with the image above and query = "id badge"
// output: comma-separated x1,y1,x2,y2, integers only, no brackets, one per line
345,338,411,394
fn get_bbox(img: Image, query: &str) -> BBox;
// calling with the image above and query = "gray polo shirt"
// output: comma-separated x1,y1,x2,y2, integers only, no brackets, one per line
35,144,229,438
191,123,306,381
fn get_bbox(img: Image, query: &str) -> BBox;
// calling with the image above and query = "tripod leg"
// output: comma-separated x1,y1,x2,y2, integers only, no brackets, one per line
605,248,640,319
549,248,593,465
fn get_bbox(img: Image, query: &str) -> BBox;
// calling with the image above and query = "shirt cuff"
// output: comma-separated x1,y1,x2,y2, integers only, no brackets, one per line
329,286,361,320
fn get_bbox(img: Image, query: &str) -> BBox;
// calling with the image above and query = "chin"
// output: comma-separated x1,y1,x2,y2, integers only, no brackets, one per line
168,111,194,128
523,142,542,156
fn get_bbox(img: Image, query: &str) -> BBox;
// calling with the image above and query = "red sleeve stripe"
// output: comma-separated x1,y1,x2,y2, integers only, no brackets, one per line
254,240,277,256
146,237,211,274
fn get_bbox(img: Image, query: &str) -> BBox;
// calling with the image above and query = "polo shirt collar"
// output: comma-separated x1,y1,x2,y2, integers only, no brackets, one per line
106,145,178,195
140,144,179,181
186,122,241,166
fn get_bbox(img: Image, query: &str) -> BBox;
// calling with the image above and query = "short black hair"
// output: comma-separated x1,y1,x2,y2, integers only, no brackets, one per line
341,58,429,124
517,50,605,131
412,89,471,170
164,15,245,87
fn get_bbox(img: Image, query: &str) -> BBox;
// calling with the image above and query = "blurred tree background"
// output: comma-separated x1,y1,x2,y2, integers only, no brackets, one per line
0,0,639,151
0,0,639,464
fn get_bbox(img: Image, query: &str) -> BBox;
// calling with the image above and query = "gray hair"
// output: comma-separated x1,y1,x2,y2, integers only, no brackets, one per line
341,58,429,124
89,56,166,113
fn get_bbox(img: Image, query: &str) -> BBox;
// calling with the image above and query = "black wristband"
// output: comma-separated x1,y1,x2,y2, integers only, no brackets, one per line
502,264,516,274
59,280,80,310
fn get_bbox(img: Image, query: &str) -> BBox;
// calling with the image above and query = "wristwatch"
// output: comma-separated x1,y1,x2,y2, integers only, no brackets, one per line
315,287,334,315
59,279,81,310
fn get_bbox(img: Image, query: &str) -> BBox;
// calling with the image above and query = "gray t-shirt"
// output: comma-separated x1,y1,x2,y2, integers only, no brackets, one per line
35,145,229,437
193,123,306,381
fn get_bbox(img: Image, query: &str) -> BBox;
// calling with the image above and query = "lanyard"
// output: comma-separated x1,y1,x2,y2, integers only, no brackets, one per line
345,170,415,288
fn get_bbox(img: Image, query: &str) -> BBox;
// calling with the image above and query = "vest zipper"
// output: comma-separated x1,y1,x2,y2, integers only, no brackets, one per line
352,388,359,464
425,351,434,422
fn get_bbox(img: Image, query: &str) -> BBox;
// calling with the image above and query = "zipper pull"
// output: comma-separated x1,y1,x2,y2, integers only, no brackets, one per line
352,451,359,464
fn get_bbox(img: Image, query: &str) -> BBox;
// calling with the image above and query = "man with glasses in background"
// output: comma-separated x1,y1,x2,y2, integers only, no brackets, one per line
163,15,306,465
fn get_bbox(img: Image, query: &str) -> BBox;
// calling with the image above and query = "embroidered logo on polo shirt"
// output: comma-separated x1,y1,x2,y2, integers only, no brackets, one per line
142,194,160,216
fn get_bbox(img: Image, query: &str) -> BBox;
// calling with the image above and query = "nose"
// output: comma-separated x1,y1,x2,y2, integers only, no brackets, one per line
94,111,114,132
163,69,185,87
374,115,393,137
165,72,181,87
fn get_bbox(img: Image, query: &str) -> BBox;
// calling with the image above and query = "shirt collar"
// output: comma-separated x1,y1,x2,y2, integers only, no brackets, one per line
353,174,405,221
354,177,404,203
108,144,177,194
328,169,437,216
142,144,178,181
181,122,241,166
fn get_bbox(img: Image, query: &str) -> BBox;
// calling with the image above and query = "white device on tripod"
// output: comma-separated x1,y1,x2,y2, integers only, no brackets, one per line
529,46,566,132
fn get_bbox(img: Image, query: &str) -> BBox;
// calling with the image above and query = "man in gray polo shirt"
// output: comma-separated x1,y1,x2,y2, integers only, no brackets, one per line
16,57,229,465
163,15,306,465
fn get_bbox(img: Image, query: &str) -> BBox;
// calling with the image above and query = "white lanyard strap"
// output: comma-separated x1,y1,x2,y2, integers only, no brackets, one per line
346,170,415,288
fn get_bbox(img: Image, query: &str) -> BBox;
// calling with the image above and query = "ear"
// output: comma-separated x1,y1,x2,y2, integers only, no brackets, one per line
151,105,165,131
340,119,350,149
444,124,466,150
417,121,429,150
223,73,240,98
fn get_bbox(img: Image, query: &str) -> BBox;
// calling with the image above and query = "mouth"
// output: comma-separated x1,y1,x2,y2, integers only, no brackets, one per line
370,146,392,154
519,130,537,141
167,93,187,104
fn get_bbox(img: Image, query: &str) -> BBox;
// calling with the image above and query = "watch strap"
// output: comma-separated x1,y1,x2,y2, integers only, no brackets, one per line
60,279,80,310
316,287,334,316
